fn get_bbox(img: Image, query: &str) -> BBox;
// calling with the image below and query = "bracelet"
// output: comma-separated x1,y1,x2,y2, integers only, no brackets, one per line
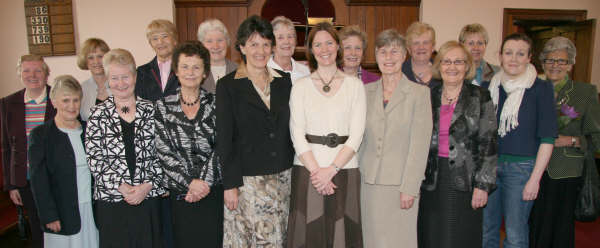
331,164,341,172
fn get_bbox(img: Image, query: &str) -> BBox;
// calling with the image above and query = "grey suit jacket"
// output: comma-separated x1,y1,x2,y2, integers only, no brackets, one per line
201,59,238,93
358,76,433,197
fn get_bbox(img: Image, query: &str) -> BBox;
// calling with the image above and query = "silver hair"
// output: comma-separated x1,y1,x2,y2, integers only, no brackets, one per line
197,19,231,45
539,36,576,64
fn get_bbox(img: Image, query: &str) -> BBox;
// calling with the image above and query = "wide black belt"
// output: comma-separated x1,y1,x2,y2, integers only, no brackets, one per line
305,133,348,148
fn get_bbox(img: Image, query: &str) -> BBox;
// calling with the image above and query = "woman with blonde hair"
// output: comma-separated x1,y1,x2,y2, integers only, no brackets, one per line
402,22,441,88
77,38,111,120
30,75,99,248
339,25,380,84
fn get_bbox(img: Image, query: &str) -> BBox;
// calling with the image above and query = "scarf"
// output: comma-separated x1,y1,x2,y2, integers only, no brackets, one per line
488,63,537,137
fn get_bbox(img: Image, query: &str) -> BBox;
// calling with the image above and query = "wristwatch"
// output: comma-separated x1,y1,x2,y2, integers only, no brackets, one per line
331,163,341,172
571,137,577,147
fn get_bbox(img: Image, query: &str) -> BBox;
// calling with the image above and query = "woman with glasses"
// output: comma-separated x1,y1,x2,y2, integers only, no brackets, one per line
155,41,223,248
529,36,600,248
418,41,497,248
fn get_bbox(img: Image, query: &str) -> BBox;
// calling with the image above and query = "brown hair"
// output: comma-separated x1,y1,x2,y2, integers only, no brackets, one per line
306,22,343,70
432,40,475,80
500,33,533,56
77,38,110,70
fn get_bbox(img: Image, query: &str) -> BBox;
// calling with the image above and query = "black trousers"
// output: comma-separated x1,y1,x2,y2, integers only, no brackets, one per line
169,185,224,248
18,183,43,248
529,172,581,248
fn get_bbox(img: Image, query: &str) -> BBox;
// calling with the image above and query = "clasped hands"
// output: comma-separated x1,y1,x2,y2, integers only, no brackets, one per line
310,165,338,196
184,179,210,203
118,182,152,205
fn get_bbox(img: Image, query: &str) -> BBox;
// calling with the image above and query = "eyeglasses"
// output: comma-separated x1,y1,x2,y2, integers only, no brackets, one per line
543,59,569,65
440,59,467,66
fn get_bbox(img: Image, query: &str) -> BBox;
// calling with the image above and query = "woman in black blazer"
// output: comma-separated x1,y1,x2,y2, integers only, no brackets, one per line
216,15,294,247
29,75,98,247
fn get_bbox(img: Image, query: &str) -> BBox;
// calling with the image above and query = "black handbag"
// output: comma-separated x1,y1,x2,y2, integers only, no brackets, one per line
574,147,600,222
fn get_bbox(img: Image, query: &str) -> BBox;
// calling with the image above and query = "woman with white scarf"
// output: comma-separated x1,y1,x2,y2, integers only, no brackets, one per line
481,33,557,248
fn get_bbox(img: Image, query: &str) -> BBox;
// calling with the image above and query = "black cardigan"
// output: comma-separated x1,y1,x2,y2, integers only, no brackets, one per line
216,69,295,189
28,119,89,235
135,56,180,102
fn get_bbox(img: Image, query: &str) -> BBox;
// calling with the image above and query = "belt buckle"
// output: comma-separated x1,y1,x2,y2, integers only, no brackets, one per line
326,133,338,148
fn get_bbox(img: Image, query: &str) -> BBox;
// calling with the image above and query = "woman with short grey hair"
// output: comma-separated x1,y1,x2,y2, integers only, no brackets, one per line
197,18,237,93
529,36,600,248
267,16,310,83
360,29,432,247
30,75,100,248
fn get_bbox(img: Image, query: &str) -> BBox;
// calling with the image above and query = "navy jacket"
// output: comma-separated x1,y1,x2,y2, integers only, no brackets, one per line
135,56,180,102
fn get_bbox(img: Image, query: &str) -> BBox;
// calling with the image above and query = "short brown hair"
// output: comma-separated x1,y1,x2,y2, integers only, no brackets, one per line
17,54,49,78
458,23,489,44
432,41,475,80
501,33,533,56
338,25,367,50
146,19,178,42
77,38,110,70
50,75,82,101
306,22,343,70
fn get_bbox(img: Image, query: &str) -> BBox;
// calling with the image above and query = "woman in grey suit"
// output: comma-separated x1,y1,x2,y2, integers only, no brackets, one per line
197,18,237,93
359,29,433,248
417,41,497,248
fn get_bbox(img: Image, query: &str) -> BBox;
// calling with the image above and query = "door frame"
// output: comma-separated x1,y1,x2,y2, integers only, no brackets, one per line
503,8,587,38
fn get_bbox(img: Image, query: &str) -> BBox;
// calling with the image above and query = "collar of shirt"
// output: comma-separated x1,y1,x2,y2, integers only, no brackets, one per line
24,87,47,104
158,59,172,90
235,61,282,80
267,55,300,73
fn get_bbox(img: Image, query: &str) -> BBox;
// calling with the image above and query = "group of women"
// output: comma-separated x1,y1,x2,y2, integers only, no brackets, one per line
2,13,599,248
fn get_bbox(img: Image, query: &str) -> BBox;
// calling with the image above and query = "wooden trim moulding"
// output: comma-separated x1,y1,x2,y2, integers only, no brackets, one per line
345,0,420,6
174,0,249,7
502,8,587,38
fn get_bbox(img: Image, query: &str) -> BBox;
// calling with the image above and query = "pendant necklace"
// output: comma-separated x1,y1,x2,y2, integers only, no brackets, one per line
318,68,337,93
180,91,200,106
442,89,459,103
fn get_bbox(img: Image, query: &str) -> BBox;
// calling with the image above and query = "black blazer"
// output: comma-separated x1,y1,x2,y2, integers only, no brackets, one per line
1,86,55,190
422,82,498,192
216,68,294,190
28,119,89,235
135,56,180,102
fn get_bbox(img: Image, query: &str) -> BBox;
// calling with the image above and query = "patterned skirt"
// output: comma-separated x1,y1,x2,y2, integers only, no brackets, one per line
223,168,292,248
287,166,363,248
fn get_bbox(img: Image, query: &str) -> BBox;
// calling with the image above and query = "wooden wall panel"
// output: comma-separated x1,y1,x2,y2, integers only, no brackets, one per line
175,6,246,63
348,5,419,69
176,0,418,69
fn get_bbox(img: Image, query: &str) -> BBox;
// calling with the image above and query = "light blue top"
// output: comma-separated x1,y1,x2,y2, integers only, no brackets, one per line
58,126,92,204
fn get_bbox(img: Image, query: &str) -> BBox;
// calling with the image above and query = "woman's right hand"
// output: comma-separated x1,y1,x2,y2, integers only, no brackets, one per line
186,179,210,203
118,183,134,197
46,220,61,232
224,188,239,210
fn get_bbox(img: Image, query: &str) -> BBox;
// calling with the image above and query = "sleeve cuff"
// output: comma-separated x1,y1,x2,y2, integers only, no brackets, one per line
540,137,555,145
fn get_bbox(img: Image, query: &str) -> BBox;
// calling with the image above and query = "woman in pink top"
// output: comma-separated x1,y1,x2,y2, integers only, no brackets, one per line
417,41,498,248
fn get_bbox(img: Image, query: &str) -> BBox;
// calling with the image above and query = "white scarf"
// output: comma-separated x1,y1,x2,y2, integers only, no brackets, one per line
488,63,537,137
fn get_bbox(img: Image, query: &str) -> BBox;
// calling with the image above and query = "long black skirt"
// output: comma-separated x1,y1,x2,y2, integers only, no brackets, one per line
529,172,581,248
170,185,224,248
95,197,163,248
418,157,483,248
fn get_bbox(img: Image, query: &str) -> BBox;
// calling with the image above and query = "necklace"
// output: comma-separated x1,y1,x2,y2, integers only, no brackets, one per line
180,91,200,106
317,69,337,93
120,106,130,113
442,89,459,103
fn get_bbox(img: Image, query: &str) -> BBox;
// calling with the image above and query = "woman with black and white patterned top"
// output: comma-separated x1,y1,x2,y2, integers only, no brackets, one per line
85,48,166,248
155,41,223,248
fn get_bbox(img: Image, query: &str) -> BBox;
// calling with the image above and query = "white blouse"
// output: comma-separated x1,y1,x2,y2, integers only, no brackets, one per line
268,56,311,84
289,74,366,169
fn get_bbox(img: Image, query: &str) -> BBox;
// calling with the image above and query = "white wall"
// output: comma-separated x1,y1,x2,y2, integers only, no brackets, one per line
422,0,600,88
0,0,174,97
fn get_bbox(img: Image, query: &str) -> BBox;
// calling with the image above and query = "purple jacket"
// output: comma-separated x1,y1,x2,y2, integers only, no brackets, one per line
360,67,380,84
